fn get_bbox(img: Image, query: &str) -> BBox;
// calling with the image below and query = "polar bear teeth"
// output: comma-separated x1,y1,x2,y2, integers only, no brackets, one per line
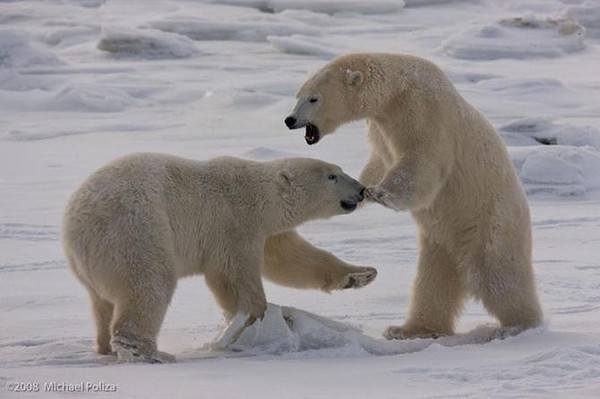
305,123,320,145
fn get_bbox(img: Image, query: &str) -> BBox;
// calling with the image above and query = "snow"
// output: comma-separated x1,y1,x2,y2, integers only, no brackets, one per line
97,27,201,59
210,303,542,357
211,0,406,15
1,0,600,398
440,15,586,60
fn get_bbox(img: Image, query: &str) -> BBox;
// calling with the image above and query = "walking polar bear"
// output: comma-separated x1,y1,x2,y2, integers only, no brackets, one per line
63,153,376,363
285,53,543,339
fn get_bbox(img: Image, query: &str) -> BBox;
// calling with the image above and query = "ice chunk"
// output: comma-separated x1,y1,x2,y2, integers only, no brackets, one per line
210,0,405,15
207,304,543,357
147,17,317,42
97,27,200,59
0,29,63,67
268,34,341,58
509,145,600,196
500,117,600,150
441,16,585,60
565,2,600,39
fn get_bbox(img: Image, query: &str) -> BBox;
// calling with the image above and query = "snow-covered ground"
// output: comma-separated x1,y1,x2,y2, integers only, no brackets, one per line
1,0,600,397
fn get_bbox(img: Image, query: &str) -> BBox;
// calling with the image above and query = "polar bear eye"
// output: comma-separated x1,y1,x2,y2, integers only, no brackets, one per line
328,174,337,181
309,97,319,103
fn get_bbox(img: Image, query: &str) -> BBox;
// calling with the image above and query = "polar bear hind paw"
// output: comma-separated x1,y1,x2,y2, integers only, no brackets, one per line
384,325,448,340
341,267,378,289
112,336,176,364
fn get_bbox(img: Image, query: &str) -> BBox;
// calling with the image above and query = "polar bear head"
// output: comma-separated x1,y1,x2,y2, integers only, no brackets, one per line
284,66,366,145
273,158,365,220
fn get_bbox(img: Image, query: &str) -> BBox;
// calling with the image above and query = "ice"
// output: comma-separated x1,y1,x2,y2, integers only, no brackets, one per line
268,34,341,58
52,84,137,112
241,147,299,160
510,145,600,196
404,0,469,6
500,117,600,150
147,17,317,42
441,15,586,60
0,29,63,67
499,117,600,196
42,25,101,48
565,2,600,38
1,0,600,397
97,26,200,59
211,0,406,15
209,304,547,357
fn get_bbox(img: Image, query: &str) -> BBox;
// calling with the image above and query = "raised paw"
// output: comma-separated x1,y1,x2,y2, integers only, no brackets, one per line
111,336,176,364
384,325,447,340
341,267,378,289
365,186,404,211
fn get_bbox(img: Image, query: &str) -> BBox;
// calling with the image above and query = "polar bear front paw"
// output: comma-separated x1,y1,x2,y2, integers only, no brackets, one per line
341,267,378,289
365,186,405,211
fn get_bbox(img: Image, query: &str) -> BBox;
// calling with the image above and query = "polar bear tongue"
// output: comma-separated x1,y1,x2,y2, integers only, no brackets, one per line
305,124,320,145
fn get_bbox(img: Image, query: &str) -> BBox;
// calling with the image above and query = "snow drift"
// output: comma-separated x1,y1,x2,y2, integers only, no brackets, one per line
441,15,586,60
97,27,200,59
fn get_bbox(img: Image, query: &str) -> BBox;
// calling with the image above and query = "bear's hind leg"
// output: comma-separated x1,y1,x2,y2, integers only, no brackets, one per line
262,230,377,292
110,271,176,363
88,290,114,355
477,258,543,332
386,238,465,340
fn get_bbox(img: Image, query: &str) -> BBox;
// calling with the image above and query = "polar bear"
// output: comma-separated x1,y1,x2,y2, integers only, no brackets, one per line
62,153,376,363
285,53,543,339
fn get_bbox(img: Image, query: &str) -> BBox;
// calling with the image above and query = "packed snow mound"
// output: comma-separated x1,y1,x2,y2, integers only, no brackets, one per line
0,30,63,67
500,118,600,196
210,0,405,15
268,34,341,58
500,117,600,150
565,2,600,39
207,304,542,357
147,17,316,42
241,147,298,160
404,0,469,6
510,145,600,197
97,27,200,59
52,84,137,112
42,25,101,48
441,15,585,60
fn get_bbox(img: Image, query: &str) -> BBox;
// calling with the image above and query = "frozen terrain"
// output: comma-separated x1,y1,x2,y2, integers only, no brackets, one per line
1,0,599,398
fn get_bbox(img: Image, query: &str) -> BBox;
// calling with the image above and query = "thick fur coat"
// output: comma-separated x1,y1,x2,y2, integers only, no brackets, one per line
286,53,543,339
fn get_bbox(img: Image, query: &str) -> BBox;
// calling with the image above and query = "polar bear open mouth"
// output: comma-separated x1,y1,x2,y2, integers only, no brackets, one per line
305,124,320,145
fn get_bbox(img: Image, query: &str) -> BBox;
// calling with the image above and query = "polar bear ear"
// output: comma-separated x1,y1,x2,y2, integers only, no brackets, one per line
345,69,364,87
277,170,293,190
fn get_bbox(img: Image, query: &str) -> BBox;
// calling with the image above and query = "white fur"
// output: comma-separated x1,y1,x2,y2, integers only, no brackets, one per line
289,53,543,339
62,153,376,362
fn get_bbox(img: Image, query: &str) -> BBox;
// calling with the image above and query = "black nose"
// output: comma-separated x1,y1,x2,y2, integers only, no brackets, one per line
285,116,296,129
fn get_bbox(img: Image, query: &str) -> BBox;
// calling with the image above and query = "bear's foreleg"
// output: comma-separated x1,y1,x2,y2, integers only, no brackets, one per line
205,246,267,321
262,230,377,292
385,236,465,340
366,151,450,212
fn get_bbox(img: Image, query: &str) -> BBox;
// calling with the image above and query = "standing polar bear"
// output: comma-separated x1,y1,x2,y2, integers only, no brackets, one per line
63,153,376,363
285,53,543,339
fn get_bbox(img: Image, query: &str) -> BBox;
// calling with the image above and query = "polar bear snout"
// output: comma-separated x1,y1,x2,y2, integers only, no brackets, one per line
284,115,321,145
285,116,297,129
340,187,365,212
